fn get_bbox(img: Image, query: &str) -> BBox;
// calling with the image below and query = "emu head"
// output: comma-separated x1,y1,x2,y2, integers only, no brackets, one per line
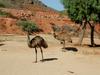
51,23,61,39
53,32,60,40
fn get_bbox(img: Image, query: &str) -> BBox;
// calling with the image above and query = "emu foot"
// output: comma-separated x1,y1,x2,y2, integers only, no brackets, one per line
89,44,96,47
35,61,37,63
62,47,66,49
32,61,37,63
40,59,44,62
62,47,67,52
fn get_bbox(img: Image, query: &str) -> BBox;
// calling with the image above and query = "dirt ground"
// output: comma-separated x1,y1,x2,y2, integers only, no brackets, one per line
0,34,100,75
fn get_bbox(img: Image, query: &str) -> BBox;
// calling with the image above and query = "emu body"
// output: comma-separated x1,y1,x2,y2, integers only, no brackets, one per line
51,23,72,48
53,31,72,48
27,34,48,63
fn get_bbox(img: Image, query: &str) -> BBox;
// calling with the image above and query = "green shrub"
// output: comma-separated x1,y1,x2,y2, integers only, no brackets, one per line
0,10,17,19
0,10,9,17
0,3,5,7
17,20,40,34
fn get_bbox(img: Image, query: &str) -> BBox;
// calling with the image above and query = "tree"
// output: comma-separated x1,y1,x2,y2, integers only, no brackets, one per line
17,20,39,34
61,0,100,46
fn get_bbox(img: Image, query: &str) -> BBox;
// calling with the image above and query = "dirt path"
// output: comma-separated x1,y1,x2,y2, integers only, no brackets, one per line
0,35,100,75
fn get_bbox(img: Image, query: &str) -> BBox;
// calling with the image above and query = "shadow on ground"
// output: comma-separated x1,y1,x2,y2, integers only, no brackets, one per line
62,47,78,52
88,44,100,47
0,44,5,46
40,58,58,62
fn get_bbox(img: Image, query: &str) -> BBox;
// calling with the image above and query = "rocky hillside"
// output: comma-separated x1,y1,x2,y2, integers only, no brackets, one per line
0,0,99,35
0,0,58,13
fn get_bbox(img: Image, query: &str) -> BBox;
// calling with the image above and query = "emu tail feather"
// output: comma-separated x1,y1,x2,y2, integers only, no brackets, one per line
42,39,48,48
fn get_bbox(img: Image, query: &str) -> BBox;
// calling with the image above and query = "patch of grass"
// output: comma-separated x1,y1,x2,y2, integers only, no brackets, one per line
0,0,12,8
0,10,18,19
0,10,9,17
0,3,5,8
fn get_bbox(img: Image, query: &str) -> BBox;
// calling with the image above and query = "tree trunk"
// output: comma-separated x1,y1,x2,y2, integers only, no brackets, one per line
78,22,86,45
88,21,95,47
90,26,95,46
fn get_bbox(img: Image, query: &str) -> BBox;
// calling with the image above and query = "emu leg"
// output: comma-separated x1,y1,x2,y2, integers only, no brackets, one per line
63,40,65,49
35,47,37,63
40,47,44,60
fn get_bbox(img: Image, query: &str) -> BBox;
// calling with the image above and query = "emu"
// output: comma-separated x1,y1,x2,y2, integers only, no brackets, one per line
27,34,48,63
51,23,72,49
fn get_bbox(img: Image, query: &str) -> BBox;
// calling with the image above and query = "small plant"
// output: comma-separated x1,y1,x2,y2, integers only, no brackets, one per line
0,3,5,7
0,10,9,17
0,0,12,8
17,20,40,34
0,10,17,19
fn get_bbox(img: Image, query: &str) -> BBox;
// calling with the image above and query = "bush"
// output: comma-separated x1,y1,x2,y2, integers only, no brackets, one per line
0,3,5,7
17,20,40,34
0,10,9,17
0,10,17,19
0,0,12,8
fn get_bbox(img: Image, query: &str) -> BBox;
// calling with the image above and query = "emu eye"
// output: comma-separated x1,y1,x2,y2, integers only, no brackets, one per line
60,41,63,44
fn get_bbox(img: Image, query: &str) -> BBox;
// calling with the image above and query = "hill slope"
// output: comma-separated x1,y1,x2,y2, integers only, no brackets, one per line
0,0,99,35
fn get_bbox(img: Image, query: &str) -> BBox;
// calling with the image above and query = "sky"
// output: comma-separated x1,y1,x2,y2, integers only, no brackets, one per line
41,0,64,11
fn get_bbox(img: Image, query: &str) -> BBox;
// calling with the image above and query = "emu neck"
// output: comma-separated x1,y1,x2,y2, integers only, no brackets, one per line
53,32,57,39
27,33,31,47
